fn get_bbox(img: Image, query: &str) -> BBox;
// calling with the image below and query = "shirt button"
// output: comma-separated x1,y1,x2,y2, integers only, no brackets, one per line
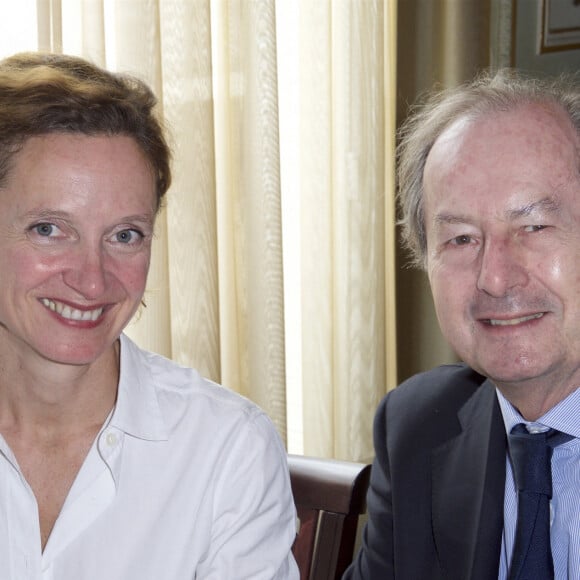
106,432,118,447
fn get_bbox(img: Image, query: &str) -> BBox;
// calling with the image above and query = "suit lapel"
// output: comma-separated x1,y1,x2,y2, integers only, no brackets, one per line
431,380,505,580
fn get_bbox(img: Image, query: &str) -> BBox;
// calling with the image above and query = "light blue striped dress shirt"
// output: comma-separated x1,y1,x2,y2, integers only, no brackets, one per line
497,388,580,580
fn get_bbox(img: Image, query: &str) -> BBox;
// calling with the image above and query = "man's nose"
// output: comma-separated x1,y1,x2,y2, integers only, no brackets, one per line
476,238,528,297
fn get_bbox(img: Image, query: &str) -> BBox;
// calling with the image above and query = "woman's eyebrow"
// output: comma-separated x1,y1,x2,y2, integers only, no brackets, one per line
21,208,72,221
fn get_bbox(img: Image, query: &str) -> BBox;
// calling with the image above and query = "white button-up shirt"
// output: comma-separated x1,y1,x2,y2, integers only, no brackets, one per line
0,334,299,579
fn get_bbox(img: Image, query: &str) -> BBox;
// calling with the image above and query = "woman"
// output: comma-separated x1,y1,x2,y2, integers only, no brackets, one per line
0,52,298,579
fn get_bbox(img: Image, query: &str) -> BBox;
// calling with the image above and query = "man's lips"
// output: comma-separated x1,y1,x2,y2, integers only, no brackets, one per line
482,312,545,326
41,298,104,322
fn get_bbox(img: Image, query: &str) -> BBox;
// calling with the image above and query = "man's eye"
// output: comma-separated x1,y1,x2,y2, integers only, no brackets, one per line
450,234,472,246
524,224,547,233
115,229,143,244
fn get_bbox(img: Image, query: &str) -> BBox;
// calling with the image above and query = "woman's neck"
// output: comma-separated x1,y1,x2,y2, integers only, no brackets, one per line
0,338,119,438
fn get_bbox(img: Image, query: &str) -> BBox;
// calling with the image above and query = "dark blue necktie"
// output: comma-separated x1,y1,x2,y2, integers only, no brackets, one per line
507,424,572,580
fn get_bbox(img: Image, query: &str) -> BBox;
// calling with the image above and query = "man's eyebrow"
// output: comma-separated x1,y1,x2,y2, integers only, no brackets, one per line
505,197,561,221
431,197,562,228
432,213,474,226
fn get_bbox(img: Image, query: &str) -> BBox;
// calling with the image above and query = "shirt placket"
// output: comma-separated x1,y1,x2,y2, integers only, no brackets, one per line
39,428,122,576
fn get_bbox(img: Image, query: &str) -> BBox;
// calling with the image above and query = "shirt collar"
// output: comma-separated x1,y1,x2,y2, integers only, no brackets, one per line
496,385,580,439
108,334,169,442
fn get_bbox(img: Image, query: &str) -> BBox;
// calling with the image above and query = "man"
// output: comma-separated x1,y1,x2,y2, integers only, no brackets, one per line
344,70,580,579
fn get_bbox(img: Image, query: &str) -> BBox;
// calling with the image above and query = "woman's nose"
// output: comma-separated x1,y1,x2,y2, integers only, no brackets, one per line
62,246,108,299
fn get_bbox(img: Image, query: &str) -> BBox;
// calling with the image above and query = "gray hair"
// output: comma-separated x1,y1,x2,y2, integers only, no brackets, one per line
397,68,580,269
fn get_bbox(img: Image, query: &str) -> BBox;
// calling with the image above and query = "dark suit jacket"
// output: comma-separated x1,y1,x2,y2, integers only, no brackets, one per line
343,364,507,580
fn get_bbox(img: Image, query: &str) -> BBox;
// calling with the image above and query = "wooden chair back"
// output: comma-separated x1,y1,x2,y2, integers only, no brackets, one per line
288,454,371,580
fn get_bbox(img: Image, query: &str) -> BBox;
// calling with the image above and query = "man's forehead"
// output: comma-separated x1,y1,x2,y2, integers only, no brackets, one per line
432,102,574,151
426,103,577,181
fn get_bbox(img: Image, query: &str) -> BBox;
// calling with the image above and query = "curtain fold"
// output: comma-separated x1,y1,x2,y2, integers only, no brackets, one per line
160,0,221,382
212,0,288,438
299,0,390,461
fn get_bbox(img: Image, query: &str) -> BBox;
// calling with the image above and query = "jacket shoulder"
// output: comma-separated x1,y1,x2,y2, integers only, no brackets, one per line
391,363,487,407
377,364,492,446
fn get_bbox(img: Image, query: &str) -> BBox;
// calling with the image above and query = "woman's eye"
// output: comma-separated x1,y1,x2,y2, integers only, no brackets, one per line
32,223,58,237
115,229,143,244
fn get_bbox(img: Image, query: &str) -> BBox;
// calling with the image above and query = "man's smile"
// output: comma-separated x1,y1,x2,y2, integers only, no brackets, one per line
485,313,545,326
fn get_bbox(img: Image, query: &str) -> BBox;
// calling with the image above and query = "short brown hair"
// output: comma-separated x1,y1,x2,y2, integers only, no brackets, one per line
0,52,171,210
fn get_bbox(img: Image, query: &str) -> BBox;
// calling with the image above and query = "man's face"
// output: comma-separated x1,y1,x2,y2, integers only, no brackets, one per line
424,104,580,393
0,133,157,366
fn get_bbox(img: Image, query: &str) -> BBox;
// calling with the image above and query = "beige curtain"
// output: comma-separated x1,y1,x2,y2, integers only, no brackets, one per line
297,0,397,460
1,0,397,461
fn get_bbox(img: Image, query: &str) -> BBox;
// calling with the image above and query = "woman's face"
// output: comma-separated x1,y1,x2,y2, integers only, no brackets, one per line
0,133,157,366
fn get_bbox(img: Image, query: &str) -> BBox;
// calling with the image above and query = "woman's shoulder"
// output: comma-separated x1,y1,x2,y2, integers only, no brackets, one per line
120,333,270,429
